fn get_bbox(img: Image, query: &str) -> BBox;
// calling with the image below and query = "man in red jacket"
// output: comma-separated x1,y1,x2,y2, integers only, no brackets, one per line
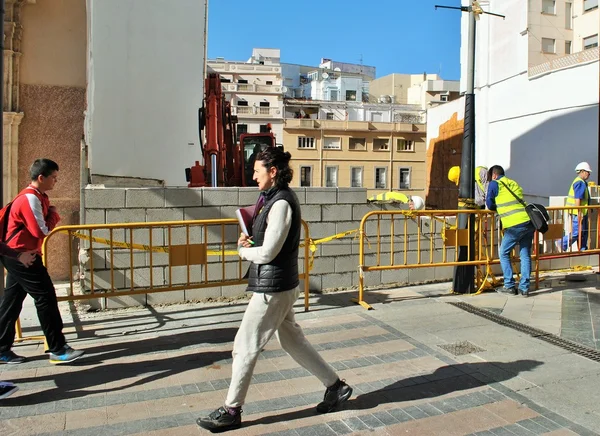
0,159,84,364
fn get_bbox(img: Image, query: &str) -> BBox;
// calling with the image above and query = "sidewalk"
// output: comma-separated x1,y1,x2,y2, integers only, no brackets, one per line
1,275,600,435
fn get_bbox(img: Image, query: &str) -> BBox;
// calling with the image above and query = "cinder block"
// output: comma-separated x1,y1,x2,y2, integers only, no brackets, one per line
305,188,337,205
184,207,221,221
239,188,259,206
334,255,359,273
308,222,337,239
106,209,147,224
185,286,222,301
167,226,205,245
165,188,203,207
147,290,186,305
322,205,352,222
220,206,240,221
360,269,382,288
126,228,165,247
352,204,381,221
221,284,248,298
322,272,353,290
434,266,454,281
336,221,360,234
146,208,184,223
203,188,240,206
168,264,205,285
105,250,148,269
124,267,166,289
299,275,322,293
84,209,105,224
293,188,307,204
320,241,354,256
85,188,126,209
337,188,367,204
309,256,336,274
300,205,322,222
126,188,165,208
408,266,435,284
381,268,409,284
84,269,125,292
105,294,147,309
207,261,245,282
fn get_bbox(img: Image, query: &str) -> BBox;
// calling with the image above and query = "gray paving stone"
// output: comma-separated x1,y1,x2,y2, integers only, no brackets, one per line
326,419,354,435
403,405,430,420
342,416,370,431
297,423,337,436
515,418,551,434
528,415,562,431
357,413,386,428
386,407,414,423
371,410,401,425
502,423,537,435
416,403,443,417
489,427,519,436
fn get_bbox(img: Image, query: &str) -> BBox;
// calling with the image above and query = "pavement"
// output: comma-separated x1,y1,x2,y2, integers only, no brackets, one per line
2,270,600,435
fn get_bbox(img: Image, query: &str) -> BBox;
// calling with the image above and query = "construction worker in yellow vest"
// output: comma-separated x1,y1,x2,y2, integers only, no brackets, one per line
562,162,592,251
486,165,534,297
447,165,489,207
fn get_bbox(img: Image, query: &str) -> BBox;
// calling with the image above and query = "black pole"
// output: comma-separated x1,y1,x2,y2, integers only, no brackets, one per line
452,8,477,294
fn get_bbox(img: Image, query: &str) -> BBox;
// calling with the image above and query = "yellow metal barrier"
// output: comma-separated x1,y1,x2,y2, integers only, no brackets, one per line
14,219,311,344
356,205,600,310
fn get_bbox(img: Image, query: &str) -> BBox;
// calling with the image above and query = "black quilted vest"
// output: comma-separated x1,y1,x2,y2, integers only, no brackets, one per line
246,188,301,293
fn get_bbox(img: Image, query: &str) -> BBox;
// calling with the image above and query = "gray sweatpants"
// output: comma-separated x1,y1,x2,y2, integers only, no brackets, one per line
225,288,339,407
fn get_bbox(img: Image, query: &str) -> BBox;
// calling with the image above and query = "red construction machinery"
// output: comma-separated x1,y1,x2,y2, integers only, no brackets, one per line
185,73,277,187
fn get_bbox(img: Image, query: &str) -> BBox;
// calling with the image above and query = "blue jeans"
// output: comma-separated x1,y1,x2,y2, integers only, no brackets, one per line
500,222,535,292
562,214,588,251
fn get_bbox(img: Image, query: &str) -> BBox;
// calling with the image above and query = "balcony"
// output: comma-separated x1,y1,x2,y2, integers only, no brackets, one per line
208,62,281,74
283,119,424,132
231,106,282,117
221,83,283,94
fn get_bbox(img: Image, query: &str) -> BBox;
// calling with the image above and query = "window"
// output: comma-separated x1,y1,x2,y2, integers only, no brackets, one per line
325,166,338,187
266,80,273,85
440,94,449,102
345,90,357,101
584,34,599,49
397,139,415,152
300,166,312,187
399,168,411,189
349,138,366,151
297,137,315,149
237,100,249,106
565,40,572,54
542,0,555,14
259,124,269,133
565,2,572,29
237,124,248,140
326,112,334,120
351,167,363,188
237,79,248,84
323,137,341,150
375,168,387,189
371,112,383,122
374,138,389,151
542,38,555,53
330,89,339,101
259,101,270,107
584,0,598,12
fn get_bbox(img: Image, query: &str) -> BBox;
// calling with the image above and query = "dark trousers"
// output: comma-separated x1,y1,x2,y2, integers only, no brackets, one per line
0,255,66,353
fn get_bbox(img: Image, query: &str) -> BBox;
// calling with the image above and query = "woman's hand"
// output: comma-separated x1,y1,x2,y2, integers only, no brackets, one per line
17,251,36,267
237,233,254,248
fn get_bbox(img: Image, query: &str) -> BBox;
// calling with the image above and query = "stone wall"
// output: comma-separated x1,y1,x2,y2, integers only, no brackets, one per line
77,186,456,308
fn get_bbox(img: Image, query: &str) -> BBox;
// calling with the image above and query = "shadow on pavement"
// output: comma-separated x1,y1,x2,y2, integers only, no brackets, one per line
244,359,543,428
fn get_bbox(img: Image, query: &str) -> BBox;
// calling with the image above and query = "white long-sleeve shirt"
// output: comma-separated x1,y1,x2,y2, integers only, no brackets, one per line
238,200,293,264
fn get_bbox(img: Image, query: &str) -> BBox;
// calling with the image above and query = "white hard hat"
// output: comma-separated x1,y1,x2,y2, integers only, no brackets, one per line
575,162,592,173
410,196,425,210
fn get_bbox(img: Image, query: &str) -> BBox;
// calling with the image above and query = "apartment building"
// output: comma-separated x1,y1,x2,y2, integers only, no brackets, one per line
369,73,460,108
207,48,285,143
528,0,598,66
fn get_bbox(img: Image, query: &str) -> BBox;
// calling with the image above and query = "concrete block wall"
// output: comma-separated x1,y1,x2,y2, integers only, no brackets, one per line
81,186,455,308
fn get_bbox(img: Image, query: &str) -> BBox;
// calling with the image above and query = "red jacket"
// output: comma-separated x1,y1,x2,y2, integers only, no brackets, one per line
6,185,61,253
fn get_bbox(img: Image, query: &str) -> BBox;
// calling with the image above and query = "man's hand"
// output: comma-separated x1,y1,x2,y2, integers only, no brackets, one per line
48,206,57,214
17,251,36,267
237,233,254,248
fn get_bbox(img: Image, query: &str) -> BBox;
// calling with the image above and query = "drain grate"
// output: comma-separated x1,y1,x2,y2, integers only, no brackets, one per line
438,340,485,356
448,301,600,363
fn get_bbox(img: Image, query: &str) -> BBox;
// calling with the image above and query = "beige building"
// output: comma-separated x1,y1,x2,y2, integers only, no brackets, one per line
528,0,598,67
368,73,460,108
283,118,426,198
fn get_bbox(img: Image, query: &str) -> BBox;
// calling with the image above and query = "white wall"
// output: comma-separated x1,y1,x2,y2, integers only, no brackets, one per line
86,0,206,186
456,0,599,199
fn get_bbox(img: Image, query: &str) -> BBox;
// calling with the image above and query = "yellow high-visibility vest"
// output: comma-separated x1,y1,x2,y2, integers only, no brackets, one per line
496,177,530,228
565,176,589,216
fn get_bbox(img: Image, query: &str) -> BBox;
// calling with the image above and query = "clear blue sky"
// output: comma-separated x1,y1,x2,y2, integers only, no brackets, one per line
208,0,462,80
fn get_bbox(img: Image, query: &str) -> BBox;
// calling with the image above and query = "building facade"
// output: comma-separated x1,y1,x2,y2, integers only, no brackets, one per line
207,48,285,144
369,73,460,107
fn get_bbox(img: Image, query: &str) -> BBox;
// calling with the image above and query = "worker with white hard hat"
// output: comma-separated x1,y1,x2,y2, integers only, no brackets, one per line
562,162,592,251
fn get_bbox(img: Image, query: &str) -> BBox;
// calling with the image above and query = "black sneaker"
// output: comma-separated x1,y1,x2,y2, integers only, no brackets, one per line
316,379,353,413
0,350,26,364
496,287,517,295
0,382,19,399
196,406,242,432
520,290,529,298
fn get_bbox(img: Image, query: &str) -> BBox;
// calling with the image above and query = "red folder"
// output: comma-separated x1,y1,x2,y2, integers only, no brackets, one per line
235,205,256,236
